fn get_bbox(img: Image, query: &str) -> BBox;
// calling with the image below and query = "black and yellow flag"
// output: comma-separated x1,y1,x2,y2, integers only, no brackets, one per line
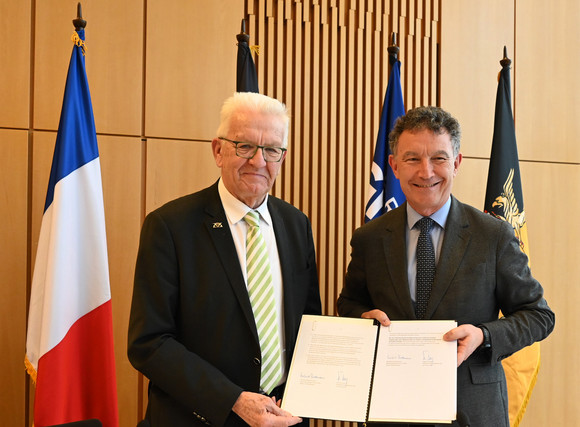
484,49,539,427
236,21,259,93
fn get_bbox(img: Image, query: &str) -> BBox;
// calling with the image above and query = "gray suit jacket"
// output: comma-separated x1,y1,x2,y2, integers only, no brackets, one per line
128,181,321,426
337,196,554,427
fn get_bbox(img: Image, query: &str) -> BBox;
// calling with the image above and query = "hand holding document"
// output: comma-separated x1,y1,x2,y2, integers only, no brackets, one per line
282,315,457,424
368,320,457,423
282,316,377,422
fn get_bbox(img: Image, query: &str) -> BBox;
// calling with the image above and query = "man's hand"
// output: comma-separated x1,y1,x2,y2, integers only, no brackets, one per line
443,324,484,367
361,309,391,326
232,391,303,427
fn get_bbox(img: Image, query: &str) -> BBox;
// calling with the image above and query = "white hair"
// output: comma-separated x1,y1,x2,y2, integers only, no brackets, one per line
216,92,290,147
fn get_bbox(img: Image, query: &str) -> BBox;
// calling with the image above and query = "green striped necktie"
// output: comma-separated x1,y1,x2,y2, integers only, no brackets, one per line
244,210,283,394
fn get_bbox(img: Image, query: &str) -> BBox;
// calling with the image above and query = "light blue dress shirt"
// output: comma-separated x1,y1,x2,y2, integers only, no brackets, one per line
405,197,452,303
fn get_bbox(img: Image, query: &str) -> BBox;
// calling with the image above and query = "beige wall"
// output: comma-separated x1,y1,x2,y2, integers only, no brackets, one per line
0,0,577,426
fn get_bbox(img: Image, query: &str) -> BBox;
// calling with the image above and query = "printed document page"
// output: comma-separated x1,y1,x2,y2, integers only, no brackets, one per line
281,315,377,422
367,320,457,424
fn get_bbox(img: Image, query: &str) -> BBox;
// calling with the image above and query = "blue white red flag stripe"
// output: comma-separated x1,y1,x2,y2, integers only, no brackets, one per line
25,28,119,427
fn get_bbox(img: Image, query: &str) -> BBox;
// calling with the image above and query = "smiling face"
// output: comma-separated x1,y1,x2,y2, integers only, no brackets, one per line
212,109,286,209
388,128,462,216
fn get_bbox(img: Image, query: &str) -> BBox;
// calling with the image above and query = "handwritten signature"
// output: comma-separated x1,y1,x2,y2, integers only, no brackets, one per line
336,371,348,385
386,353,412,361
300,372,325,380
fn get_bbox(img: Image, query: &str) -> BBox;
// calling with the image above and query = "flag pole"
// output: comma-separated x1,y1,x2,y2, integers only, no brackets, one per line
501,45,511,67
73,2,86,30
388,33,399,66
237,18,249,45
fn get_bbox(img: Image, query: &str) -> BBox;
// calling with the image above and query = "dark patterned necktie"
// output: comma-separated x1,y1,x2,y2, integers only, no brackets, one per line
416,217,435,319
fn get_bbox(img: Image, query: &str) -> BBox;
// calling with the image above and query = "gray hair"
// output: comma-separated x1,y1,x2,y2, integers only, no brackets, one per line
216,92,290,147
389,106,461,157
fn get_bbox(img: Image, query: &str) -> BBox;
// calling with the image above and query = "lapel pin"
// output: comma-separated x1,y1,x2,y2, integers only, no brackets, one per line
213,222,223,228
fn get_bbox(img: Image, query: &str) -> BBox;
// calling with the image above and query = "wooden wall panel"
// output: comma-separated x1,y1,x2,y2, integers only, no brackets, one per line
99,136,143,427
34,0,143,136
516,1,580,164
514,4,580,420
145,139,220,214
144,0,243,140
0,130,29,426
0,0,31,128
440,0,514,159
33,1,76,131
30,132,57,267
517,162,580,426
82,1,144,136
449,157,490,210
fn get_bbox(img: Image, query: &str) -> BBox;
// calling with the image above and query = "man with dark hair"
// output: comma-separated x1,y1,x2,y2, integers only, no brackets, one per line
338,106,554,426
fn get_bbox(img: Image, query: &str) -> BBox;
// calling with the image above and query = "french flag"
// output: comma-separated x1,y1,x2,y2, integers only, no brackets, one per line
25,28,119,427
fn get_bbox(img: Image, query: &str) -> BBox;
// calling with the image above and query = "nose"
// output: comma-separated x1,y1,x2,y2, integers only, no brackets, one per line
418,158,434,178
248,147,268,166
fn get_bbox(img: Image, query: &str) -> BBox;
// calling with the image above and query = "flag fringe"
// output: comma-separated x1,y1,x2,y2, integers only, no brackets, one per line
71,32,86,55
25,355,38,383
511,355,541,427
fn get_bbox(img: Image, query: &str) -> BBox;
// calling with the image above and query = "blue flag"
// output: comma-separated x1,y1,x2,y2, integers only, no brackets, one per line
364,60,405,222
44,29,99,212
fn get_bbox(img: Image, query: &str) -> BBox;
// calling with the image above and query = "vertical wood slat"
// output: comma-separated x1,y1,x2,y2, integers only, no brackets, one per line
276,1,285,101
301,10,312,213
430,20,438,105
318,3,330,313
281,2,294,201
257,0,267,99
266,16,275,96
246,0,440,368
310,3,321,272
326,4,339,314
414,18,422,107
0,130,28,426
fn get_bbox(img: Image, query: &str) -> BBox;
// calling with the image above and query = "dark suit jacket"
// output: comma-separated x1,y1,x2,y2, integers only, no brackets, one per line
128,182,321,426
337,196,554,427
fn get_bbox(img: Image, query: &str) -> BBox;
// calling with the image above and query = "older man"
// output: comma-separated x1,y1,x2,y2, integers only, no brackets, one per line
128,92,321,427
337,106,554,426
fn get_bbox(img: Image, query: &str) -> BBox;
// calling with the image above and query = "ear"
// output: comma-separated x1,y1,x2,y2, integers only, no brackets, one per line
453,153,463,176
388,154,399,179
212,138,223,167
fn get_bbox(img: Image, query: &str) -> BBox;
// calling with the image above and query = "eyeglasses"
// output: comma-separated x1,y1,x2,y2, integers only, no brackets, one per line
218,137,287,163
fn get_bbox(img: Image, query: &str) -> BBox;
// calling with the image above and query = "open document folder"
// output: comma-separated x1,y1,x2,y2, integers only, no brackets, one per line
281,315,457,424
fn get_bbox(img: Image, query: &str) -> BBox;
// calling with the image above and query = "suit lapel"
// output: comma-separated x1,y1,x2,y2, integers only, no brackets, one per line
425,196,471,318
267,200,297,346
204,184,259,343
384,204,416,319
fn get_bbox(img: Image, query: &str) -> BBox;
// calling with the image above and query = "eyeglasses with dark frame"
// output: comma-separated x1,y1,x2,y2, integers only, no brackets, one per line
218,137,287,163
